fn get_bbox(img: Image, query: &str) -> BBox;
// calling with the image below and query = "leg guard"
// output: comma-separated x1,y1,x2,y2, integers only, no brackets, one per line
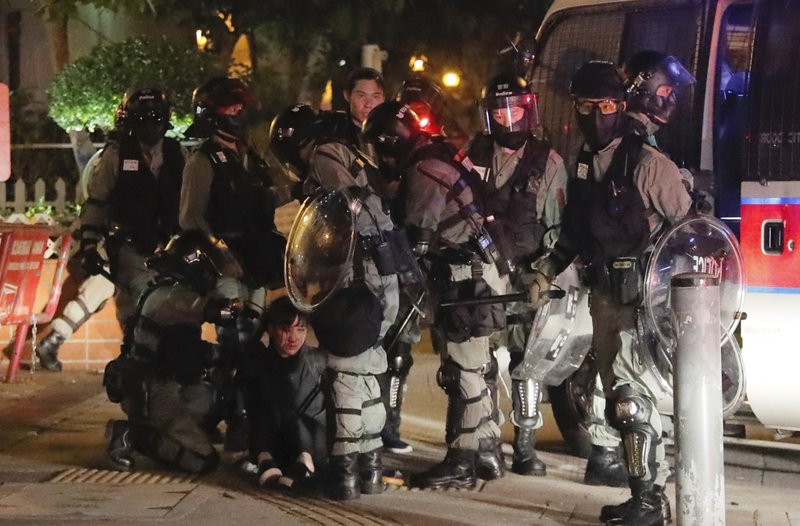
511,378,541,429
609,384,659,483
483,350,501,426
382,342,413,442
438,359,493,447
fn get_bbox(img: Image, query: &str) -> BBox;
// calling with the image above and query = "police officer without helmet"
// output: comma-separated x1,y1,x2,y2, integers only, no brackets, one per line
363,101,505,490
459,72,568,477
529,58,694,526
79,87,186,330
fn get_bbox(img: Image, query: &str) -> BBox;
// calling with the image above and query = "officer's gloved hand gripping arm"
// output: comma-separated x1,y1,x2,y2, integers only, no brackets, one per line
528,243,575,308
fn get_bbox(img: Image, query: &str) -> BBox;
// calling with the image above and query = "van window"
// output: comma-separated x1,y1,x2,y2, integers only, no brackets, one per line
748,0,800,182
530,8,625,171
531,3,702,173
714,2,755,222
622,5,702,169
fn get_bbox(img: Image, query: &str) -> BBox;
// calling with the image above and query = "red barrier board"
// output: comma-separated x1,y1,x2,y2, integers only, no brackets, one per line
0,225,51,325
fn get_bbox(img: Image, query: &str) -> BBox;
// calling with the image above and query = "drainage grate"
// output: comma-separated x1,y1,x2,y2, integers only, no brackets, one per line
49,468,198,485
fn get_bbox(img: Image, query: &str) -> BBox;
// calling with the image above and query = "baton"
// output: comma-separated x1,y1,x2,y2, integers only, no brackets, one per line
439,289,565,308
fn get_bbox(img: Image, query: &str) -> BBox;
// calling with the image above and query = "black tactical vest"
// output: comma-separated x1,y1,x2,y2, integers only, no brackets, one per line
461,135,550,266
202,141,284,288
109,136,184,254
563,135,651,268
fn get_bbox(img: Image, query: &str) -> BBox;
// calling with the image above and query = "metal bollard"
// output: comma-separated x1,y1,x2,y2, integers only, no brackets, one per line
671,272,725,526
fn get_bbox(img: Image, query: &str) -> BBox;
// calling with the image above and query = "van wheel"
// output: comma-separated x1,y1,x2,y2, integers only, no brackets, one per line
548,356,598,459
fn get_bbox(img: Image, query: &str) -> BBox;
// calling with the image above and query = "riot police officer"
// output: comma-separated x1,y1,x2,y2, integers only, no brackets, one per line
104,229,240,473
270,103,401,501
363,101,505,490
530,59,693,526
79,87,186,329
457,73,568,477
180,77,291,451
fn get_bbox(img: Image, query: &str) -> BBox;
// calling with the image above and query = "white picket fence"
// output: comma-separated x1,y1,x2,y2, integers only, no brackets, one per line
0,177,78,215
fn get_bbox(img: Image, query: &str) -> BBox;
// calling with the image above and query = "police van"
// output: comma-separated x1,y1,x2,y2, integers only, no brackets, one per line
528,0,800,451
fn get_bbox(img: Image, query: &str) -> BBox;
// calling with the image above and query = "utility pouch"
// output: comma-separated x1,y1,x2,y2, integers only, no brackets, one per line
371,239,397,276
605,256,642,306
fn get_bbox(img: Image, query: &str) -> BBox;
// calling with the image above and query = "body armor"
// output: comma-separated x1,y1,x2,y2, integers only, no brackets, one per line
108,136,184,254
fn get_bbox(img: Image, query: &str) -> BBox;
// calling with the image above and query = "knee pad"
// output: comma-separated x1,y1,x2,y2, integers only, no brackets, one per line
436,359,461,396
388,343,413,377
511,379,541,428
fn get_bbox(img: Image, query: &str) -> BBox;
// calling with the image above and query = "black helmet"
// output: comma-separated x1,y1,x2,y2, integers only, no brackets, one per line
480,73,540,149
362,101,427,161
569,60,626,100
395,76,445,136
186,77,256,138
146,229,226,294
623,51,696,125
115,88,172,145
269,104,323,172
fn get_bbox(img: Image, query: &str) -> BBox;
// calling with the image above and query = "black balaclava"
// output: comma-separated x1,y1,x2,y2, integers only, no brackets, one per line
576,110,623,152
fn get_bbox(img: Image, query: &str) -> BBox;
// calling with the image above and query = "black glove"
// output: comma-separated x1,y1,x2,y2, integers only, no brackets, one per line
79,246,106,276
203,298,243,325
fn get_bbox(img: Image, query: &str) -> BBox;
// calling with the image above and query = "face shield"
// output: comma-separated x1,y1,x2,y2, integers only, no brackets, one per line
480,93,540,136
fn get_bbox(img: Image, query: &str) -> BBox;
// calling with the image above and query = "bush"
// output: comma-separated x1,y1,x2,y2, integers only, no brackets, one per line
48,36,223,135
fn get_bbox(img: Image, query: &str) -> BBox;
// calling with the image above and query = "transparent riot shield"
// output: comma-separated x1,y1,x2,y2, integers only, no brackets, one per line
641,214,746,411
284,189,357,312
515,263,594,386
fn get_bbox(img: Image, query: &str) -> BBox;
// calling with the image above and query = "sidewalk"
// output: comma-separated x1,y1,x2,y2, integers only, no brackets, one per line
0,354,799,525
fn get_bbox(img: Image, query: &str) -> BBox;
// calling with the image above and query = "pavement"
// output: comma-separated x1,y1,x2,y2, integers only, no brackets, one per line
1,352,800,525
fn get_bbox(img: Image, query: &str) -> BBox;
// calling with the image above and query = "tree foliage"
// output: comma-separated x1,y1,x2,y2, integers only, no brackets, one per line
47,36,222,133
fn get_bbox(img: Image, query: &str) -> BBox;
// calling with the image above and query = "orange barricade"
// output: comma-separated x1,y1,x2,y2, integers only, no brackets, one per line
0,224,71,382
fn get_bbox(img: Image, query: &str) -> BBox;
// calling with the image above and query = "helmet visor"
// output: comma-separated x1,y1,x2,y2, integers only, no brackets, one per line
480,93,540,135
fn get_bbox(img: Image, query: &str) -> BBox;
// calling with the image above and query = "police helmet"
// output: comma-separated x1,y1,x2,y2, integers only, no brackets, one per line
115,88,172,144
395,76,445,136
185,77,256,138
569,60,626,101
269,104,323,173
146,229,226,294
622,51,696,125
480,73,540,148
362,101,427,161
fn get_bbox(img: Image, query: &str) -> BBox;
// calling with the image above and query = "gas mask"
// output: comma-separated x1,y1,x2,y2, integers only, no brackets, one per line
132,122,166,148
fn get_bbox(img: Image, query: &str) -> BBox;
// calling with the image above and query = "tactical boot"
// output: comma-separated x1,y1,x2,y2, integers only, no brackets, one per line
35,331,65,372
105,419,134,472
602,487,669,525
600,484,671,524
584,445,628,487
359,449,387,494
410,448,476,489
329,452,361,500
511,426,546,476
475,437,504,480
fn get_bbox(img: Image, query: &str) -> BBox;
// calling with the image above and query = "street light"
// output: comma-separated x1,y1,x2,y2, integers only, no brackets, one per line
442,70,461,88
409,55,429,72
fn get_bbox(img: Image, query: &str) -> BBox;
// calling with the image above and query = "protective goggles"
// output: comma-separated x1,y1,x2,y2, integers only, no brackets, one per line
573,99,623,116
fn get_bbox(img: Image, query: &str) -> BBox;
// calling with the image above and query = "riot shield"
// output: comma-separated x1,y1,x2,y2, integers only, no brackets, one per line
284,189,357,312
515,263,593,386
641,214,745,407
